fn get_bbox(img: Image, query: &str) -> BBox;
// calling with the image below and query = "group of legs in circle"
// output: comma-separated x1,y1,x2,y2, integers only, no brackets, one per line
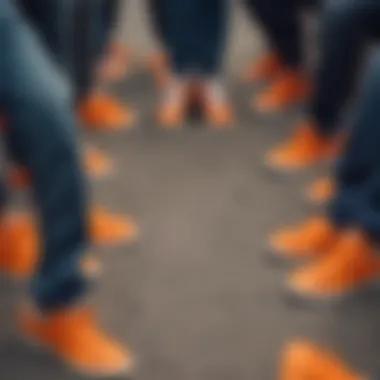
2,0,380,377
253,0,380,377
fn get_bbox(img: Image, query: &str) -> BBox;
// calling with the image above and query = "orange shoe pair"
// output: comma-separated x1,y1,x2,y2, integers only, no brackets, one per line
269,217,380,303
0,208,139,279
279,340,364,380
157,80,234,129
7,146,113,190
243,53,310,114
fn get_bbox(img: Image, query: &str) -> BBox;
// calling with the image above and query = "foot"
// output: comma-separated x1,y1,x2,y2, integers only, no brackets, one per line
156,77,189,128
286,230,380,302
265,120,341,174
83,146,113,179
78,92,136,131
147,51,169,88
251,70,309,113
306,177,335,206
279,340,363,380
200,80,234,128
18,305,135,377
242,52,283,84
268,216,339,262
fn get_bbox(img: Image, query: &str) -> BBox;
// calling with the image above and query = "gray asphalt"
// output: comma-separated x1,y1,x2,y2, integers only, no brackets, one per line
2,2,380,380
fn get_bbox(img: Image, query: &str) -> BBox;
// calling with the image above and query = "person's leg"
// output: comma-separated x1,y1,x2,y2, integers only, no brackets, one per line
155,0,198,127
245,0,309,113
278,51,380,303
1,0,88,310
245,0,303,69
7,1,115,185
196,0,234,127
0,2,133,374
266,0,380,173
76,0,135,131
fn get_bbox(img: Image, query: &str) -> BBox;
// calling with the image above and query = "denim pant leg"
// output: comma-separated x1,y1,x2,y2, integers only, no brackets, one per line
6,0,73,166
161,0,201,75
20,0,71,67
245,0,303,68
196,0,229,75
309,0,380,136
0,1,89,311
329,50,380,230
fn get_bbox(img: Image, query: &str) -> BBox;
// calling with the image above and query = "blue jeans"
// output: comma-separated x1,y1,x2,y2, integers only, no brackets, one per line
162,0,229,75
309,0,380,136
21,0,117,100
0,0,89,311
329,50,380,240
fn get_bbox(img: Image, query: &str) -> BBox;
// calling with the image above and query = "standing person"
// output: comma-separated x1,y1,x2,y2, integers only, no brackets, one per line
265,0,380,174
0,2,134,375
243,0,313,113
157,0,233,128
268,50,380,303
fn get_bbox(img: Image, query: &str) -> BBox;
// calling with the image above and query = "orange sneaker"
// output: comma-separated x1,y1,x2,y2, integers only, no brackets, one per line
279,340,363,380
90,206,140,245
147,51,169,88
83,146,113,179
306,177,335,206
251,70,310,113
286,230,380,302
268,216,339,262
18,305,135,377
157,80,189,128
78,92,136,131
265,120,341,173
242,52,283,83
